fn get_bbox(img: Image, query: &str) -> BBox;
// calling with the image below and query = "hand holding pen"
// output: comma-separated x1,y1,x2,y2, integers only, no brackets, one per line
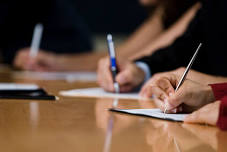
164,43,202,114
97,34,146,93
107,34,120,93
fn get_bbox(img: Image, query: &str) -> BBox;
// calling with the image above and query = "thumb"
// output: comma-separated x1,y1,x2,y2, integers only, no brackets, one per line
116,69,132,85
166,91,184,110
184,111,199,123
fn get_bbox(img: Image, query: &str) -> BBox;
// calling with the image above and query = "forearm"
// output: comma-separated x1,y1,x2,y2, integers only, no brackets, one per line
186,70,227,85
217,97,227,130
117,7,164,59
130,3,201,60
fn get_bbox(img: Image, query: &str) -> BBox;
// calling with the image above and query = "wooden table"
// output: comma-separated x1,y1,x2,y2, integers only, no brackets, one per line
0,70,226,152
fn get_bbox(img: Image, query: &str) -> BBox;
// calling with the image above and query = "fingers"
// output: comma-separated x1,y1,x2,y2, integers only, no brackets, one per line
97,58,143,93
13,48,30,69
156,78,175,95
116,63,145,92
116,69,133,85
115,67,135,92
140,76,175,99
14,48,53,71
97,57,115,92
139,73,184,112
184,101,220,126
153,98,166,111
142,85,168,101
184,111,202,124
140,79,154,97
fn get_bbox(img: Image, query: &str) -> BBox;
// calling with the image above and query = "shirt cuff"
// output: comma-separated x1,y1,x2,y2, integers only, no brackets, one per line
217,97,227,130
135,62,151,83
209,83,227,100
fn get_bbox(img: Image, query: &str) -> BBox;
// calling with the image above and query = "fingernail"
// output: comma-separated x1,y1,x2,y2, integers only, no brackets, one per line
170,108,177,113
179,106,183,112
169,93,173,97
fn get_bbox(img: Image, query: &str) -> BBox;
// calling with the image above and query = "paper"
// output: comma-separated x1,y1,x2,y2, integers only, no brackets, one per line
110,108,188,122
12,71,97,82
0,83,39,90
60,87,140,100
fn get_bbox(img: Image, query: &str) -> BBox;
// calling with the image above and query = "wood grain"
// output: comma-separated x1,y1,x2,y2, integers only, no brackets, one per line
0,70,224,152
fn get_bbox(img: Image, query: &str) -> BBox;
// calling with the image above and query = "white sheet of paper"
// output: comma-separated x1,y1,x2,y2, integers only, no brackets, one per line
60,87,140,100
0,83,39,90
13,71,97,82
110,108,188,122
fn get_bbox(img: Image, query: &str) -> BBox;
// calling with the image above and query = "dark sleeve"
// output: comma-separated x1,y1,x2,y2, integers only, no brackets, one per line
40,0,93,54
137,36,200,74
209,83,227,100
0,0,93,64
135,8,203,74
217,97,227,130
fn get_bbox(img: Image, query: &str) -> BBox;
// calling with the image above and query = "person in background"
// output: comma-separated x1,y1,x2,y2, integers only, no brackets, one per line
14,0,199,71
0,0,93,70
97,0,227,93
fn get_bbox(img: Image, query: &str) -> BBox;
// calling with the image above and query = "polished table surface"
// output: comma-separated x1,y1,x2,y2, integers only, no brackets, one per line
0,69,226,152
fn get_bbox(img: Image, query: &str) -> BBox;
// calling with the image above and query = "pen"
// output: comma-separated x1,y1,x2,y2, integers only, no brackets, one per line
29,23,44,58
164,43,203,115
107,34,120,93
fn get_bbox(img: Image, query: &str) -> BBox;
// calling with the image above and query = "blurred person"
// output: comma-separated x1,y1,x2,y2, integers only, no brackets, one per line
0,0,94,70
14,0,199,71
97,0,227,93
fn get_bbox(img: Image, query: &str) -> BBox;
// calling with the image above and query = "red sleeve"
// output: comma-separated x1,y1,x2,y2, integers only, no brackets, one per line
217,96,227,130
209,83,227,100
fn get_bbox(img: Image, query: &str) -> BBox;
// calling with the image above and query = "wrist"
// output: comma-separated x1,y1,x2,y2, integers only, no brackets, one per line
135,62,151,83
136,66,146,83
204,85,215,104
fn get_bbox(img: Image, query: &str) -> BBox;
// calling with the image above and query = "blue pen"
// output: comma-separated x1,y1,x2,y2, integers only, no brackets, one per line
107,34,120,93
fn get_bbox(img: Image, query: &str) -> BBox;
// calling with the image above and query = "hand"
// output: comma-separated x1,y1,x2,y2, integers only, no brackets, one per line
140,72,215,113
140,67,187,98
14,48,60,71
97,56,145,92
184,101,220,126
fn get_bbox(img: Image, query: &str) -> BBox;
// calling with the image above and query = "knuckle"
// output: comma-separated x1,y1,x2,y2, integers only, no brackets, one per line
98,60,103,67
159,93,166,101
168,96,178,106
178,67,186,72
152,74,159,80
123,70,131,80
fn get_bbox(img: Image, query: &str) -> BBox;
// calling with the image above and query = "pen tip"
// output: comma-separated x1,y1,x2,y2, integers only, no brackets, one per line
107,34,112,41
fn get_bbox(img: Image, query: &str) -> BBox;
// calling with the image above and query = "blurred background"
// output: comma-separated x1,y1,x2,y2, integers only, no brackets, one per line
73,0,147,34
72,0,148,50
